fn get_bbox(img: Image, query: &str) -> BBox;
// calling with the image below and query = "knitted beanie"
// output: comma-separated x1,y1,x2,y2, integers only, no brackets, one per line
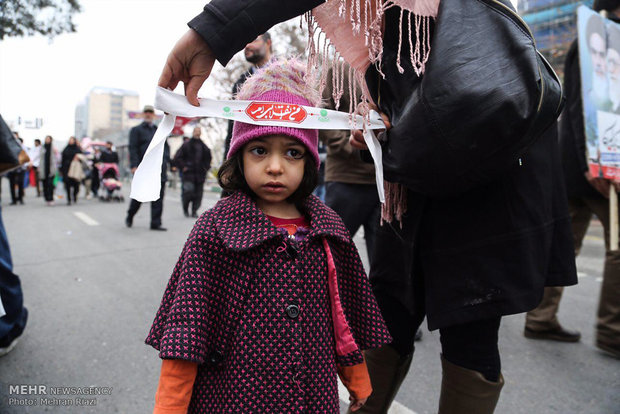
227,57,322,169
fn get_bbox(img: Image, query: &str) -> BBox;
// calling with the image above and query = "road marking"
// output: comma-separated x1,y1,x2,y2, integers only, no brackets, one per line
338,381,417,414
73,212,100,226
584,235,604,242
596,277,603,282
577,272,588,278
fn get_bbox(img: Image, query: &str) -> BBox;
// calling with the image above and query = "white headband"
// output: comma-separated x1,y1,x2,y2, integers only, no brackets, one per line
130,87,387,203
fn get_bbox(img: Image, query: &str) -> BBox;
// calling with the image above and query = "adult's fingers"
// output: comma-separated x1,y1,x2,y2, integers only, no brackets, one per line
157,60,179,91
379,112,391,130
349,129,368,150
185,74,209,107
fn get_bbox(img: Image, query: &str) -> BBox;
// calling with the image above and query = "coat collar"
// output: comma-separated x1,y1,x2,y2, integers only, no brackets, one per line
214,191,351,251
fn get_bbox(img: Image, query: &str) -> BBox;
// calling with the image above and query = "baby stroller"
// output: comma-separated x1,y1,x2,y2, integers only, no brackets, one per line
98,163,124,202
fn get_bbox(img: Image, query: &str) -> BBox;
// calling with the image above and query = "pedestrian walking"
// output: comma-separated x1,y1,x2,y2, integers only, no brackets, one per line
28,139,42,197
524,0,620,359
157,1,578,412
38,136,58,206
172,126,211,217
126,105,170,231
7,133,26,205
146,58,391,414
60,137,82,205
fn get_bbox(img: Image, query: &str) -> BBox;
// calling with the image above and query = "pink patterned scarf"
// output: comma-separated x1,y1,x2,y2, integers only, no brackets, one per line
305,0,440,223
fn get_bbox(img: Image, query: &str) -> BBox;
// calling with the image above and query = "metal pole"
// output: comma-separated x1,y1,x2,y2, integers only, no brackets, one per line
610,186,618,250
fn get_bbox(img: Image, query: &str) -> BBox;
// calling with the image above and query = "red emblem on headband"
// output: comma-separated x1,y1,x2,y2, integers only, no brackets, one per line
245,102,307,123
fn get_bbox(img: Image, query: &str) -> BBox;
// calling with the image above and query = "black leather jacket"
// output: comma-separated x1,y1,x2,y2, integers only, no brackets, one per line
187,0,576,329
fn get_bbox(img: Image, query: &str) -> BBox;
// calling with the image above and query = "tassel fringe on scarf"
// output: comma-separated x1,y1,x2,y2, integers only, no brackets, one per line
303,0,438,224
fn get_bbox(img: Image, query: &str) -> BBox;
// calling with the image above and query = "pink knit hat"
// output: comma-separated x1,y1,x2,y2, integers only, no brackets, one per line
227,57,322,169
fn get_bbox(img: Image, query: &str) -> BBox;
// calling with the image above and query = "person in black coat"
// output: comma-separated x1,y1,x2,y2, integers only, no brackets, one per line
99,141,119,164
524,1,620,359
60,136,82,205
126,105,170,231
156,1,578,412
172,126,211,217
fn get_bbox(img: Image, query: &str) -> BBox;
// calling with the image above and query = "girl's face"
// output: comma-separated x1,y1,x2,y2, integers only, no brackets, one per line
242,135,306,216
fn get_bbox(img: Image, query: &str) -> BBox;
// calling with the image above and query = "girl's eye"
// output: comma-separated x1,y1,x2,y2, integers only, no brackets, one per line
286,148,305,159
250,147,267,156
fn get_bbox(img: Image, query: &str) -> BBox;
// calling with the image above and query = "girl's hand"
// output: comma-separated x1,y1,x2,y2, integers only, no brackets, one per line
349,396,368,412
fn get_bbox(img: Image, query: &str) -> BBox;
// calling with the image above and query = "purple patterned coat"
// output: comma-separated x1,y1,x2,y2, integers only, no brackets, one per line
145,191,391,413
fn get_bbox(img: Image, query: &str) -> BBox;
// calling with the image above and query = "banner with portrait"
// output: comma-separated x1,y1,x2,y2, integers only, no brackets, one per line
578,6,620,180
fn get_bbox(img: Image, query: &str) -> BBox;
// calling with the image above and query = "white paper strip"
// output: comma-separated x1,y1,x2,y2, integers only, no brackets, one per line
130,87,387,203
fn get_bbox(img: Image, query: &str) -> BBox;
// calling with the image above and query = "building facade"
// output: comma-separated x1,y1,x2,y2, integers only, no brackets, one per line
74,87,140,141
519,0,594,75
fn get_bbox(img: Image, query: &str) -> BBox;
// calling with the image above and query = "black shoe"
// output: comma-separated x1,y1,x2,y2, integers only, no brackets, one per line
596,341,620,359
524,325,581,342
125,215,133,228
150,225,167,231
183,210,190,217
191,212,199,218
9,201,16,205
18,200,24,205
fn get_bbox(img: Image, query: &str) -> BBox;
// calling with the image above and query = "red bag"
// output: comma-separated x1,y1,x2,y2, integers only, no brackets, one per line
29,168,37,187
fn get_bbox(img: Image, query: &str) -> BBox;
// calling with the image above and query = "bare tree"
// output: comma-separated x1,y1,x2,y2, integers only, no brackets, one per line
1,0,81,40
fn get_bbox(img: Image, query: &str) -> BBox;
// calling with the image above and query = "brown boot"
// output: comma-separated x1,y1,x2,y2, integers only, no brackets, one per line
346,345,413,414
438,356,504,414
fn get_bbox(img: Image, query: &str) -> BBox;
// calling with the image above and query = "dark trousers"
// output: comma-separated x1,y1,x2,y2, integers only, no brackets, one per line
127,183,165,227
8,171,25,203
0,205,28,343
526,196,620,350
42,177,55,202
91,167,100,196
325,181,381,261
370,193,501,381
64,178,80,203
182,180,204,214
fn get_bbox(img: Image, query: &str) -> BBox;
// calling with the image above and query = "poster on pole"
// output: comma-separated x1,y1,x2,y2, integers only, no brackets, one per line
578,5,620,180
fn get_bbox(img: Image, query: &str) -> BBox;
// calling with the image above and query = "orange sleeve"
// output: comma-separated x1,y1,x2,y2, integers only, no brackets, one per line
337,359,373,400
153,359,198,414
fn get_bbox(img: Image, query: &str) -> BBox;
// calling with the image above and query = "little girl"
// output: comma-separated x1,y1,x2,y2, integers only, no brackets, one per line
145,58,391,413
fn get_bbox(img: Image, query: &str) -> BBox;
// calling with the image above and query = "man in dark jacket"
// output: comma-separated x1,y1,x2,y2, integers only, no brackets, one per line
126,105,170,231
524,1,620,359
173,126,212,217
156,2,578,412
99,141,119,164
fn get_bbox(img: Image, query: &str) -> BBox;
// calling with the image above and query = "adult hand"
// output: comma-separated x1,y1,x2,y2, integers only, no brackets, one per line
585,171,620,198
158,29,216,107
349,396,367,412
349,106,391,150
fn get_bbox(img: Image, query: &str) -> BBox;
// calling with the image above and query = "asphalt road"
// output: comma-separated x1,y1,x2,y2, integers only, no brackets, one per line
0,184,618,414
